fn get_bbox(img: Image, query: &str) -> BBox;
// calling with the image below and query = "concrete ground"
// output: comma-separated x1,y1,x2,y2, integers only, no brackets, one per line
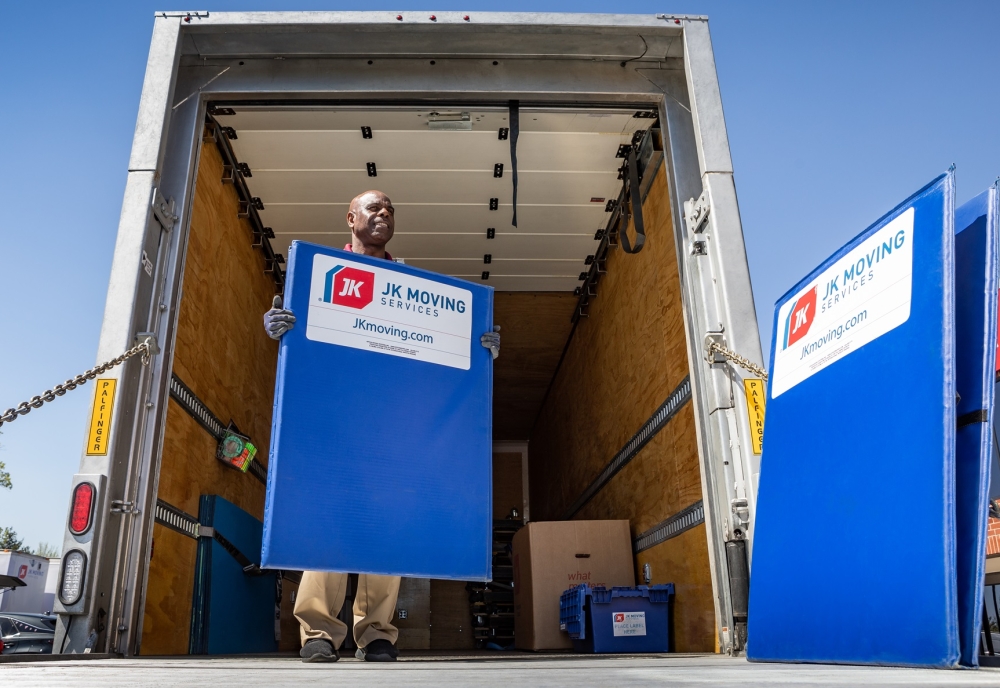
2,653,1000,687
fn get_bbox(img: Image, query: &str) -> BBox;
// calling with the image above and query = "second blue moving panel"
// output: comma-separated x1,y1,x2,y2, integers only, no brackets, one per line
749,172,959,666
953,185,999,666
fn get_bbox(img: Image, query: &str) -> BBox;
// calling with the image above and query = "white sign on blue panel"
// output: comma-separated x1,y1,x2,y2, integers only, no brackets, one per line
772,208,914,397
306,253,473,370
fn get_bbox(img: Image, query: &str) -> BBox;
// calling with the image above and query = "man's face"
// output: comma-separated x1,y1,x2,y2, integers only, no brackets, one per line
347,191,395,247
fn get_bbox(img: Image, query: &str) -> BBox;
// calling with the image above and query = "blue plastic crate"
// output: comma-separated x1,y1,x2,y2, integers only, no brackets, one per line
559,584,674,653
559,584,588,639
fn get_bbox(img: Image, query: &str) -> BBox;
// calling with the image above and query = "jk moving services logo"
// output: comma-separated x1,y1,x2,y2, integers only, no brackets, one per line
323,265,374,309
782,286,817,350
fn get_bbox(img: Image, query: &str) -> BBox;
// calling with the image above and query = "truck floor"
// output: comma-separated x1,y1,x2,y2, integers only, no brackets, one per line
2,653,999,687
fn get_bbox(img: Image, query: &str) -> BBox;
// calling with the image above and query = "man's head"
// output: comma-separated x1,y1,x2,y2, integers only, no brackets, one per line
347,190,395,253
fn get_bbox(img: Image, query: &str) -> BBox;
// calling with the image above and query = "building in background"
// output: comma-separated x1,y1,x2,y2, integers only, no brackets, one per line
0,552,51,614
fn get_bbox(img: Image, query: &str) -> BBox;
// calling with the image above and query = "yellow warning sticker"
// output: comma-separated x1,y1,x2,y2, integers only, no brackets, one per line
743,379,766,455
86,378,117,456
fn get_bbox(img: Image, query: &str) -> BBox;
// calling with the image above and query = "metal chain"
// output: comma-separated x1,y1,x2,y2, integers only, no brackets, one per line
708,341,769,381
0,341,151,428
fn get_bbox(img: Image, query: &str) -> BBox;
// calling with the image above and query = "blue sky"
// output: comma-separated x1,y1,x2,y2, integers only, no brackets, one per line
1,0,999,548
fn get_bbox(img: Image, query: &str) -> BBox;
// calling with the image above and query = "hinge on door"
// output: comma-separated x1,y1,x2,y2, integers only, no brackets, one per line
731,498,749,534
158,11,209,20
151,189,177,232
110,500,141,515
683,191,711,235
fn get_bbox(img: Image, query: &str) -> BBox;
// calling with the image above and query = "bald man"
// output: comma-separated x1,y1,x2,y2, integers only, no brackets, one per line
263,190,500,662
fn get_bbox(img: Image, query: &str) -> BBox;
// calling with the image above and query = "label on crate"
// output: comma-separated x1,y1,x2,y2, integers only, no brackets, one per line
306,253,473,370
612,611,647,637
771,207,914,397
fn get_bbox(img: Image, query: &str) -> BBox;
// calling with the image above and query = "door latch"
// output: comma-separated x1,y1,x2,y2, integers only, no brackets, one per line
683,191,711,235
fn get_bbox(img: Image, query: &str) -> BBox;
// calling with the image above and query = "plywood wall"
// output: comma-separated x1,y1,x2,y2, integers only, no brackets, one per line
635,524,715,653
492,452,524,520
141,524,198,656
278,578,300,652
528,165,714,651
141,138,280,654
395,578,431,650
492,293,577,440
430,580,476,649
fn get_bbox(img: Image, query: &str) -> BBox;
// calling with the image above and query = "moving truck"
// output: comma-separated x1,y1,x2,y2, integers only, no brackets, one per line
52,11,764,658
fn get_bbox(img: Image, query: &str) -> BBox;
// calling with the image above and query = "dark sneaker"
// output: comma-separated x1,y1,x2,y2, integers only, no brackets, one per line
359,638,398,662
300,638,339,663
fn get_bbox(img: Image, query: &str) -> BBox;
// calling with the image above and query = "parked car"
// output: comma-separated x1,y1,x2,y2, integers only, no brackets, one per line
0,613,55,654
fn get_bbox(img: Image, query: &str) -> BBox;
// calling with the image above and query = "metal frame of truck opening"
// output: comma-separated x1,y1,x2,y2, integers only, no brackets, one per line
54,11,764,657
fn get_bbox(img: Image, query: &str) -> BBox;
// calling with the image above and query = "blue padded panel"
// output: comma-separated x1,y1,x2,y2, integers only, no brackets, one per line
749,173,957,666
954,186,999,666
196,495,278,655
263,241,493,580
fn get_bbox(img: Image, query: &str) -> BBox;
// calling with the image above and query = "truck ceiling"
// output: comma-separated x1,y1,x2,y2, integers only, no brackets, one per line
213,106,655,291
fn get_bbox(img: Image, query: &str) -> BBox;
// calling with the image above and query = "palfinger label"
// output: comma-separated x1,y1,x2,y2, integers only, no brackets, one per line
86,378,117,455
771,208,914,397
743,379,766,454
306,253,474,370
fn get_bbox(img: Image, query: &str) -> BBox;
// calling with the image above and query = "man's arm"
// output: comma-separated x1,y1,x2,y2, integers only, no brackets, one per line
264,295,296,339
481,325,501,360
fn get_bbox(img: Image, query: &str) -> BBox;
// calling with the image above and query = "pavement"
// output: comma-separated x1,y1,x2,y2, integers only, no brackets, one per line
3,653,1000,687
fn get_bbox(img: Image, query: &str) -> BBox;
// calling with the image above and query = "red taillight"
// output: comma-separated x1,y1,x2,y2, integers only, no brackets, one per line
69,482,95,535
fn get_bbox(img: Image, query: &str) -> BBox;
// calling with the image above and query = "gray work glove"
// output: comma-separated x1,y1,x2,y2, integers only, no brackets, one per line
480,326,501,360
264,295,296,340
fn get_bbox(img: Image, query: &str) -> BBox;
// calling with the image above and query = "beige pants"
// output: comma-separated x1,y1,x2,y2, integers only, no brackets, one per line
293,572,401,649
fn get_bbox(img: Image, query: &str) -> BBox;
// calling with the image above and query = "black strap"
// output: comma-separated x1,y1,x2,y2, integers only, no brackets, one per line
212,529,265,576
509,100,519,228
958,409,989,428
619,148,645,254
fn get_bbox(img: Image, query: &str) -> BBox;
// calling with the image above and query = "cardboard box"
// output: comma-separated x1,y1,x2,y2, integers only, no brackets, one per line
512,520,635,650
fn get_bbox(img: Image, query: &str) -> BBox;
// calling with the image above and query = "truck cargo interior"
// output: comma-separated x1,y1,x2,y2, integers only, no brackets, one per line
140,103,713,655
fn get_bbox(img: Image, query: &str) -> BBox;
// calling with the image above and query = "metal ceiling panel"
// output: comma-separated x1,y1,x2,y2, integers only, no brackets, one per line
216,108,643,135
245,170,618,206
218,109,509,132
465,276,581,291
228,130,631,173
268,232,598,262
407,258,581,276
259,203,610,235
230,131,510,171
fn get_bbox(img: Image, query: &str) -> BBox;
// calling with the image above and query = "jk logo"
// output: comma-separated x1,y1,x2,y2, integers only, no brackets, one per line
323,265,374,309
782,286,817,350
339,279,363,298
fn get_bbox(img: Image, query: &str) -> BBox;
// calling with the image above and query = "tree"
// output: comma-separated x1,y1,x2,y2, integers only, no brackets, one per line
0,527,25,552
34,542,60,558
0,429,9,489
